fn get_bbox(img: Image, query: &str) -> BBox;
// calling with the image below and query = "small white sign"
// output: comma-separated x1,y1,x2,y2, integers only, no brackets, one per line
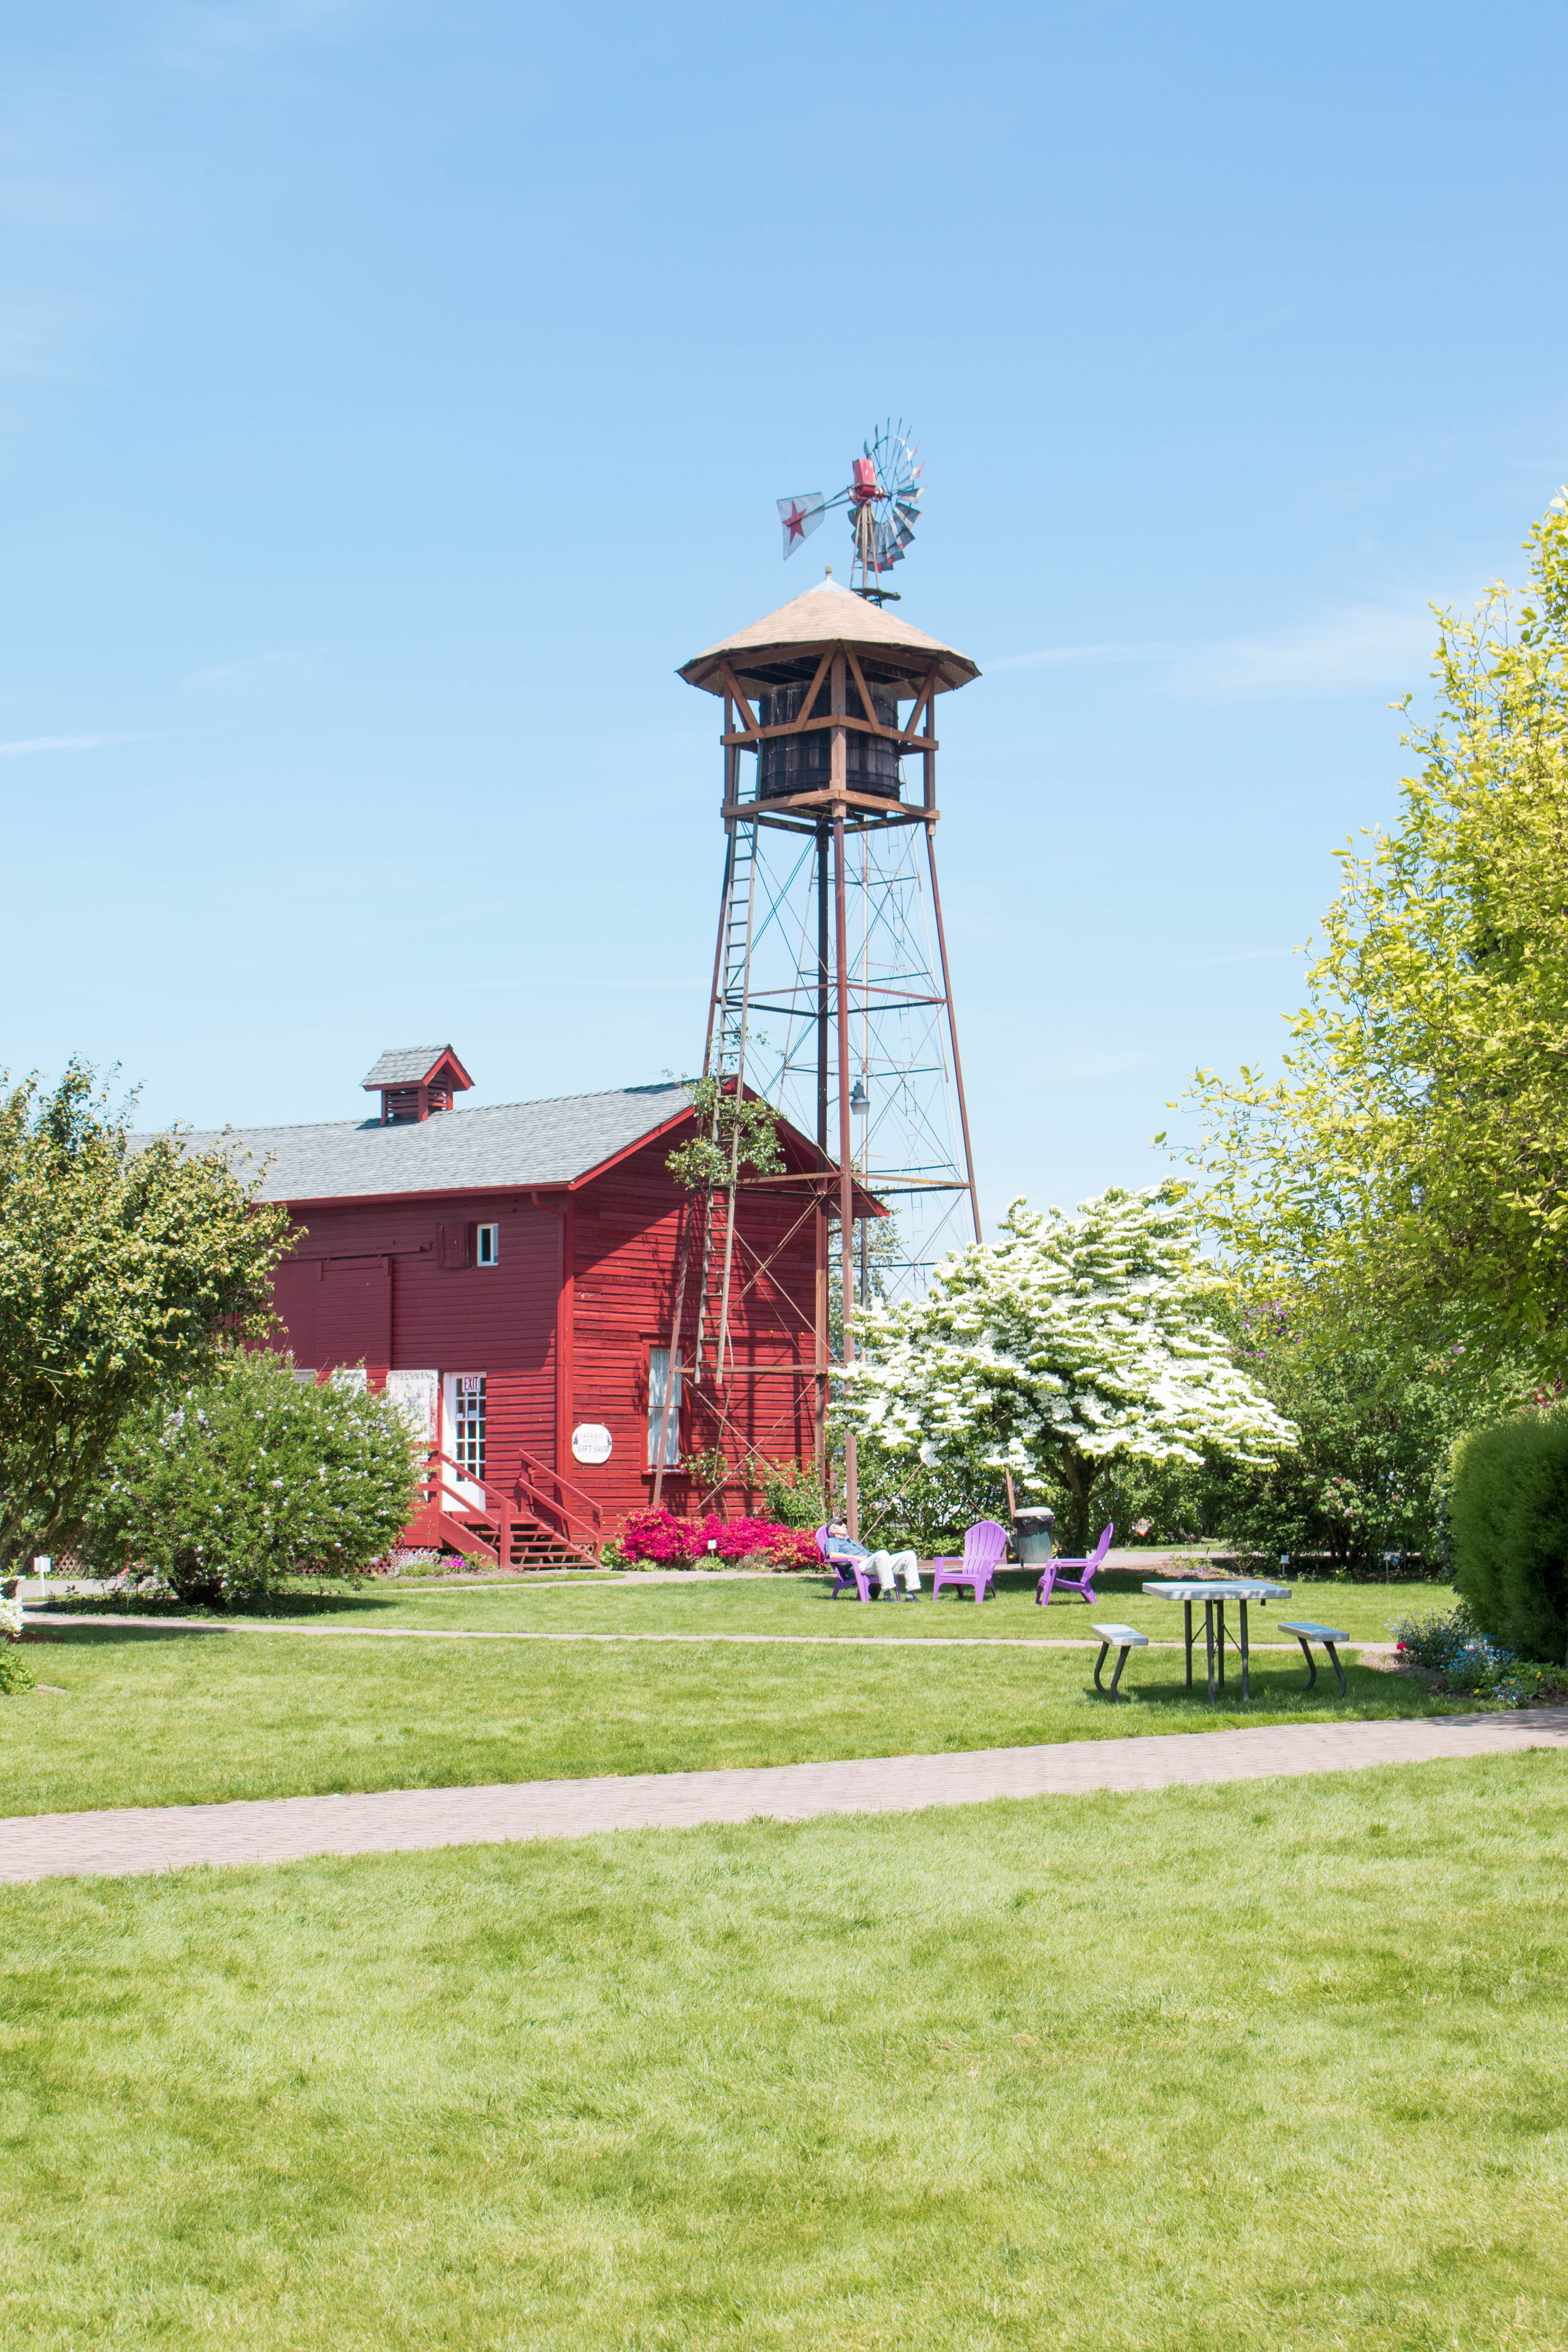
571,1422,613,1465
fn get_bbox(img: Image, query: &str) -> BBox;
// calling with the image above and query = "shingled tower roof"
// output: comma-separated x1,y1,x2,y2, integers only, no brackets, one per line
360,1046,472,1093
360,1045,473,1126
678,572,979,696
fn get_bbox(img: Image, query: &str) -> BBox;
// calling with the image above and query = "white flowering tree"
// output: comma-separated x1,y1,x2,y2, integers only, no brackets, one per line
842,1183,1297,1552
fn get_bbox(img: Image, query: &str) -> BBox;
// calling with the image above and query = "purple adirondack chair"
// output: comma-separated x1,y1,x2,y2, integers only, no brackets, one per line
930,1518,1008,1604
816,1525,875,1602
1035,1523,1113,1607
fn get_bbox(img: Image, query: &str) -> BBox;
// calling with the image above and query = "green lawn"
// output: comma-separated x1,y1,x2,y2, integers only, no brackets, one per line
3,1751,1566,2348
8,1588,1466,1819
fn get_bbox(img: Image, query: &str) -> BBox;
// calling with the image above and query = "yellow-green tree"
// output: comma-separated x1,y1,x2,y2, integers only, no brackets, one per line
1183,491,1568,1373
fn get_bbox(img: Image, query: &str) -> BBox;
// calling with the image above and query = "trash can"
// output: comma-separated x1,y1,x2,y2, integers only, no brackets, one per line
1012,1508,1055,1566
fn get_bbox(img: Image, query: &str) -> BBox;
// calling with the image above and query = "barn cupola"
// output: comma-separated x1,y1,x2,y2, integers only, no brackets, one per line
361,1045,474,1126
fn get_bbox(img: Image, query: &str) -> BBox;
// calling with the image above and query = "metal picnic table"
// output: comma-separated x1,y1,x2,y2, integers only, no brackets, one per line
1140,1578,1292,1705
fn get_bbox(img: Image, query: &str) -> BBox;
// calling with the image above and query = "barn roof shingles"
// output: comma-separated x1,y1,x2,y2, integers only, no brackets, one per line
168,1084,695,1203
359,1045,461,1089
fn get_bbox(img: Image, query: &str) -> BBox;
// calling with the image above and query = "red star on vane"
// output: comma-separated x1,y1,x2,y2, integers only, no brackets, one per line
785,503,808,542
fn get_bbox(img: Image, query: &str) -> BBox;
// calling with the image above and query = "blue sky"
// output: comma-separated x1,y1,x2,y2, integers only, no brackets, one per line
3,0,1566,1225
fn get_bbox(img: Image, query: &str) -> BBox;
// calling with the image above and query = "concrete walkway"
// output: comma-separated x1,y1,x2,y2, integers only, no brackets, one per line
26,1611,1395,1654
2,1708,1564,1886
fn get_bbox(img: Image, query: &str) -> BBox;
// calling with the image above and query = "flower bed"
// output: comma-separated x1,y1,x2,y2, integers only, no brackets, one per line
1389,1605,1565,1707
620,1510,820,1570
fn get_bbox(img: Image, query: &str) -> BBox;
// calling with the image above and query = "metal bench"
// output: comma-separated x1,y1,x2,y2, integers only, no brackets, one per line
1091,1622,1148,1700
1279,1620,1349,1698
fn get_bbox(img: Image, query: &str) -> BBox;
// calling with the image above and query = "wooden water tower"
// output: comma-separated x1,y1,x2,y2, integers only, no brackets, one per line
670,565,983,1530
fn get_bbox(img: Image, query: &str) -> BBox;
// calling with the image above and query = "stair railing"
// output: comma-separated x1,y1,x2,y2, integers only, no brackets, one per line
511,1444,603,1551
416,1447,513,1565
417,1445,601,1563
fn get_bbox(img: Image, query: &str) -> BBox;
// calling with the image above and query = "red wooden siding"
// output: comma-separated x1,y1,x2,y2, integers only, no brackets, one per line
260,1109,824,1542
566,1137,816,1526
392,1202,559,1470
320,1258,391,1368
267,1196,558,1477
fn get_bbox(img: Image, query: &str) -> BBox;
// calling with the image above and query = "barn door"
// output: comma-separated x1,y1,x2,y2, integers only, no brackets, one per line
441,1372,487,1510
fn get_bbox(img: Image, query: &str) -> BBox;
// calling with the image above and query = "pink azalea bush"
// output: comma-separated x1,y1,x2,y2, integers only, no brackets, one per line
620,1510,819,1569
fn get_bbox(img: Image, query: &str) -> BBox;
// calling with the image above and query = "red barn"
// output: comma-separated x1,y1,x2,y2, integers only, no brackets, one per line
188,1047,870,1568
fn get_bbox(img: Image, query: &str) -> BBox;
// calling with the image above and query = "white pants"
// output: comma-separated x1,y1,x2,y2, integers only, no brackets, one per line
868,1547,921,1595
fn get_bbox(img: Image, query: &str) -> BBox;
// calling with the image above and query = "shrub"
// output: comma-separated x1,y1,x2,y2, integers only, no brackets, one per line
762,1463,826,1529
0,1592,34,1694
850,1436,1011,1559
0,1643,34,1696
619,1511,819,1570
82,1349,419,1603
1450,1409,1568,1661
1387,1604,1558,1708
373,1547,443,1577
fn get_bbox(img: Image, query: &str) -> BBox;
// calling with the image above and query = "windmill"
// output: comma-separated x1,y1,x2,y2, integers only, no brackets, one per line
776,420,923,603
656,425,982,1537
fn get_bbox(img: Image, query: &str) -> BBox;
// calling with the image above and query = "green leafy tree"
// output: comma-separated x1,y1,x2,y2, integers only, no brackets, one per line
1183,490,1568,1371
841,1184,1296,1553
84,1349,418,1601
1205,1302,1509,1573
0,1063,291,1567
665,1075,783,1191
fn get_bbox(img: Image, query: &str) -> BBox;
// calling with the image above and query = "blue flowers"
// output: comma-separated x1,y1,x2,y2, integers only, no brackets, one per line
1388,1605,1552,1707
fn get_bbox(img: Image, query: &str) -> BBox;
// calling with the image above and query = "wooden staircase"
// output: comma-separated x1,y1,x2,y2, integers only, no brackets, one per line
404,1446,603,1573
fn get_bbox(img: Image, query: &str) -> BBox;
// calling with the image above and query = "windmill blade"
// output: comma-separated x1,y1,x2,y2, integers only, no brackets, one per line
777,493,826,558
867,513,908,569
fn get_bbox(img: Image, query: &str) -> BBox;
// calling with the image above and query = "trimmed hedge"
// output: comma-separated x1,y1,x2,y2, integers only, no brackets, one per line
1450,1409,1568,1662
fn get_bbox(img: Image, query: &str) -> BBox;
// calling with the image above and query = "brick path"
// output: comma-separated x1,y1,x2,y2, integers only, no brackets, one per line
2,1708,1564,1886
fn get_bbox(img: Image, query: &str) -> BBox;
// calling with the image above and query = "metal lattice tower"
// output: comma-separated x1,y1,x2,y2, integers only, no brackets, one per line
710,809,974,1298
669,569,982,1529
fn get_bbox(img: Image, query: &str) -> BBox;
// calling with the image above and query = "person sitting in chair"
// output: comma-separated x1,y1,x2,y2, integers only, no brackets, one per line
824,1519,922,1599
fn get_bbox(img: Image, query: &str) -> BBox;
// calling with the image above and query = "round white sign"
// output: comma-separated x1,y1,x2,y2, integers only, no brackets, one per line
571,1422,613,1465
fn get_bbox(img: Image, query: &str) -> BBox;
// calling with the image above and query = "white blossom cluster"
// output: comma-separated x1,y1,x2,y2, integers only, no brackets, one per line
843,1183,1297,1490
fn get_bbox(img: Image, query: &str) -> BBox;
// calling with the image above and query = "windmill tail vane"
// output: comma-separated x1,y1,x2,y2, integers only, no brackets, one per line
775,421,924,600
777,493,827,556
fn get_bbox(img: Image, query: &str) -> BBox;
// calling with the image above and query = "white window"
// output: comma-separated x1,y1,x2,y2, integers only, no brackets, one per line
647,1347,681,1468
476,1222,500,1267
